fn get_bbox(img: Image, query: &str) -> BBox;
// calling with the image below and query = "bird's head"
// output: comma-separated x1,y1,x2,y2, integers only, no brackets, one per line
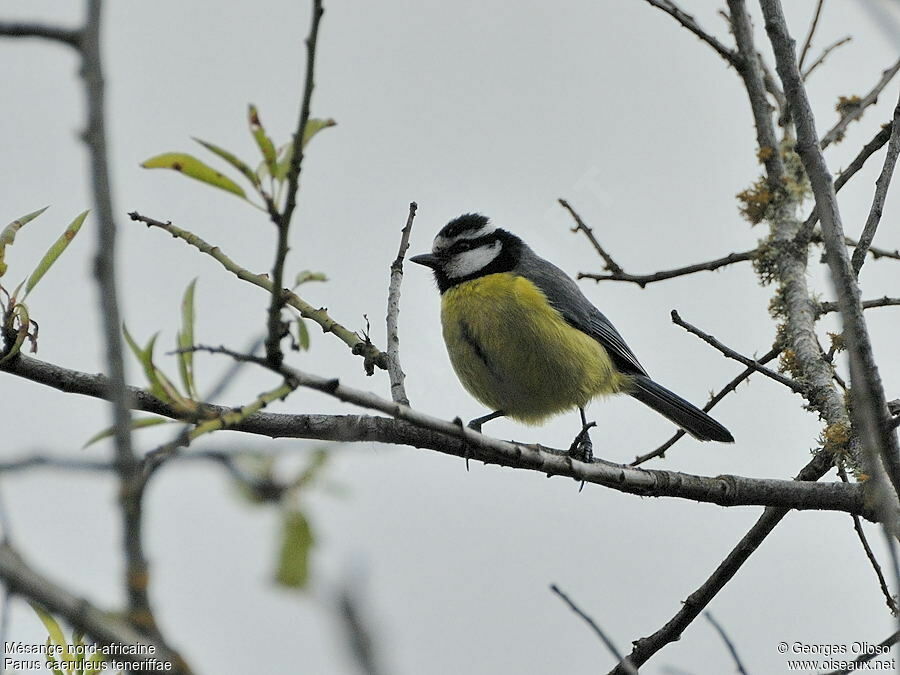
410,214,519,292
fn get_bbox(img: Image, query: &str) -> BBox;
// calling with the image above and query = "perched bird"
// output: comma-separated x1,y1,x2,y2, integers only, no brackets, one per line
410,213,733,455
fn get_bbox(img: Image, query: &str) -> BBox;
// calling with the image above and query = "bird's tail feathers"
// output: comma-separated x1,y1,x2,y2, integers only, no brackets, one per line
629,375,734,443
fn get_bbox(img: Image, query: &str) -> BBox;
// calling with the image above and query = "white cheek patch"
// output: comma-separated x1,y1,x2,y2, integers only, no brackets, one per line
433,222,497,253
445,241,502,278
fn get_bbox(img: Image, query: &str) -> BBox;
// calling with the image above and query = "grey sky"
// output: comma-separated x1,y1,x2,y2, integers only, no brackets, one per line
2,1,899,673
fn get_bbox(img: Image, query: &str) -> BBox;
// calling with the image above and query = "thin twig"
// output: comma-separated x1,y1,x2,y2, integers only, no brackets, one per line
386,202,417,405
631,347,781,465
0,21,81,47
558,199,624,275
852,92,900,275
671,310,802,393
817,296,900,316
641,0,740,68
129,212,388,374
797,123,894,245
704,612,751,675
551,584,636,675
335,580,387,675
821,57,900,149
578,249,755,286
837,463,899,614
265,0,324,366
797,0,826,73
821,631,900,675
802,36,851,81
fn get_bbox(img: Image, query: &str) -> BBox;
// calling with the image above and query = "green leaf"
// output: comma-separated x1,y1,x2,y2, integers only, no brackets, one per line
141,153,246,198
23,210,88,297
293,270,328,287
248,104,277,178
192,137,261,189
275,509,314,589
122,325,187,406
177,278,198,399
83,416,173,448
0,205,49,278
302,117,336,148
296,317,310,351
30,603,68,652
0,303,30,365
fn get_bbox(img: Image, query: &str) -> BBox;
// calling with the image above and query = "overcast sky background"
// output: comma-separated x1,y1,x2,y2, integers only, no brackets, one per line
2,1,900,673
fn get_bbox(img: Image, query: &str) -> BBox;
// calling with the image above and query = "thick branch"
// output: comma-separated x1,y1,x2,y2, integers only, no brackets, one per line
817,296,900,317
0,352,875,518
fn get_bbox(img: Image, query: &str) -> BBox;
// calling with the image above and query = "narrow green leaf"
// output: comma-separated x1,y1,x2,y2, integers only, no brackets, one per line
193,137,260,188
177,278,198,399
23,210,88,297
141,153,246,198
0,205,50,277
296,317,310,351
248,104,277,177
30,603,68,651
293,270,328,287
123,325,194,410
275,509,314,589
302,117,336,148
83,416,173,448
0,303,30,365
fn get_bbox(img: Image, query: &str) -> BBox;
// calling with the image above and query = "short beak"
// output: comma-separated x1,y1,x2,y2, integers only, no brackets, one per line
409,253,441,269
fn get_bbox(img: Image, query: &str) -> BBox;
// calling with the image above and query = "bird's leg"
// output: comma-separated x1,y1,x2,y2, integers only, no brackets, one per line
467,410,505,432
568,407,596,463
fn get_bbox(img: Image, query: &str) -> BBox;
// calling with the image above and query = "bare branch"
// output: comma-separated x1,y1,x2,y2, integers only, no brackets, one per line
802,36,851,81
837,463,899,614
0,542,190,673
821,631,899,675
852,92,900,275
631,346,781,465
820,57,900,149
129,211,388,374
265,0,325,365
386,202,417,405
641,0,740,68
551,585,636,674
0,21,81,47
704,612,751,675
558,199,624,275
797,0,825,73
817,296,900,316
579,249,754,287
671,310,802,393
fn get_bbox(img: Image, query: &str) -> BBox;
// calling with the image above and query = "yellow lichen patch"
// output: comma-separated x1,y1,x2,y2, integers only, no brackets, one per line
779,348,801,378
736,177,774,225
756,145,775,163
836,95,862,115
820,421,851,452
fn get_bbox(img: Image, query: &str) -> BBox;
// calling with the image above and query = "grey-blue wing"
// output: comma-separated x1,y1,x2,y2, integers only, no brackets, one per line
515,248,648,377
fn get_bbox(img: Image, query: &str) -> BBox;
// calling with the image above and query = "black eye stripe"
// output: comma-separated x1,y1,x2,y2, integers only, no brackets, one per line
448,233,498,254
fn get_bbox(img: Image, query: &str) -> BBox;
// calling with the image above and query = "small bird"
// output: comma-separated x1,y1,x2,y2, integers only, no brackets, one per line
410,213,733,456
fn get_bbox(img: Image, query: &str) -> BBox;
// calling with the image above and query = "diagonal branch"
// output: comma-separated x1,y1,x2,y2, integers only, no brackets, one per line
631,346,781,465
558,199,624,275
851,91,900,275
671,311,802,393
802,36,851,81
641,0,740,68
797,0,825,73
820,57,900,149
704,612,751,675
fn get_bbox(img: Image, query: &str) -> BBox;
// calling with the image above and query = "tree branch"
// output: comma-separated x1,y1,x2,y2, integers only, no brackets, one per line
821,630,899,675
550,584,636,674
0,21,81,47
578,249,755,287
820,57,900,149
671,310,802,393
631,346,781,465
851,91,900,275
704,612,750,675
558,199,625,275
640,0,740,68
386,202,417,405
797,0,825,73
0,352,876,518
802,36,851,81
265,0,324,365
817,296,900,316
0,542,190,674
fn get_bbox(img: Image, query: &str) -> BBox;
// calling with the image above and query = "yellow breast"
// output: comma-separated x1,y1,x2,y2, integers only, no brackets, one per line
440,273,629,423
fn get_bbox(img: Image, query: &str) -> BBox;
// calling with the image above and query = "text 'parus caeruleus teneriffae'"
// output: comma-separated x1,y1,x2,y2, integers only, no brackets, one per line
410,214,734,454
